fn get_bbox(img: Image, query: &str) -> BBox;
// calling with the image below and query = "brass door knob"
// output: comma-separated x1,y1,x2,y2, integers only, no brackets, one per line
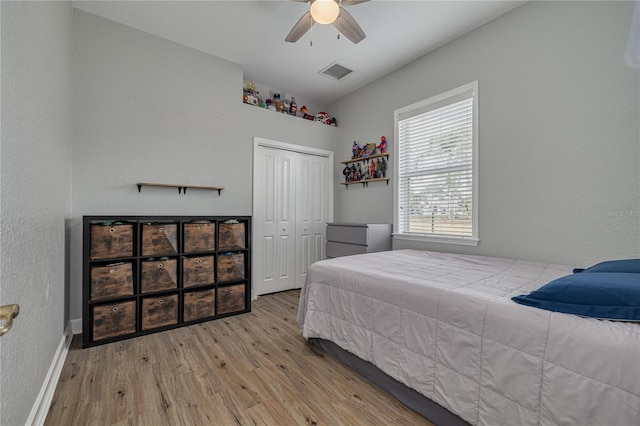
0,304,20,337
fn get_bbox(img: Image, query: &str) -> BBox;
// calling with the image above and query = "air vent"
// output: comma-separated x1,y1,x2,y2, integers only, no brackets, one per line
319,62,353,80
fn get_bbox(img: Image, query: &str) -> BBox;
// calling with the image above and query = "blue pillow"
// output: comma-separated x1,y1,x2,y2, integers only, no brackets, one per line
573,259,640,274
512,272,640,321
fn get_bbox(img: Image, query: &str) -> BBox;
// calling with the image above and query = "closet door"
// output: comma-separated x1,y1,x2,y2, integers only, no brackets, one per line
295,154,329,288
255,146,296,294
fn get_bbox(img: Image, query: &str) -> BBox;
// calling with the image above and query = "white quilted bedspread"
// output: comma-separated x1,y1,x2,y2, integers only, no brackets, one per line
297,250,640,426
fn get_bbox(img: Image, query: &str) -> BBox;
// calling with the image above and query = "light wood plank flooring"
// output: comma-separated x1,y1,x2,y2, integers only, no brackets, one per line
46,290,432,425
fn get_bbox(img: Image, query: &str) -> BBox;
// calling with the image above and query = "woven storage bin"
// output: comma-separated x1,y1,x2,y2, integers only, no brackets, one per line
219,222,246,250
142,223,178,256
218,284,245,315
183,288,216,322
141,294,178,330
217,253,245,282
140,258,178,293
93,300,136,341
90,262,134,301
183,222,216,253
182,255,215,288
90,223,133,260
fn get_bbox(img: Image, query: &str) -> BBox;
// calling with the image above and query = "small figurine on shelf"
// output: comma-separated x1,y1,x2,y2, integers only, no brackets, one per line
343,165,352,182
377,136,388,155
330,117,337,127
314,112,331,125
352,141,361,159
301,105,313,120
369,160,376,179
356,163,363,181
266,99,276,111
380,157,387,178
361,143,377,158
290,97,297,115
375,158,382,178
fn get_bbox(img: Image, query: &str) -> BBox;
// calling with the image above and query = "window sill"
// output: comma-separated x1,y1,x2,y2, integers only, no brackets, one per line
393,233,479,247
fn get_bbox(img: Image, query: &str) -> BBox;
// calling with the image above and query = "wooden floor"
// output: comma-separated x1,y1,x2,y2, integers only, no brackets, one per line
46,290,433,425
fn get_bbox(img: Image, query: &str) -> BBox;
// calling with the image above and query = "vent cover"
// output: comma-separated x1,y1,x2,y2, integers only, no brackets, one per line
319,62,353,80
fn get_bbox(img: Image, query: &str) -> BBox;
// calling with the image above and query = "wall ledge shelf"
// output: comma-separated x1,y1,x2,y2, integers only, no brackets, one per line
341,153,389,165
340,178,390,188
136,182,224,195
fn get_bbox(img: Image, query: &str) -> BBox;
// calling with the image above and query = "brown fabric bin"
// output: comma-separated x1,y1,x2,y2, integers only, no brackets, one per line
141,223,178,256
90,262,134,301
183,288,216,322
218,284,246,315
218,222,246,250
183,222,216,253
217,253,245,282
93,300,136,340
141,294,179,330
182,255,215,288
140,258,178,293
90,223,133,260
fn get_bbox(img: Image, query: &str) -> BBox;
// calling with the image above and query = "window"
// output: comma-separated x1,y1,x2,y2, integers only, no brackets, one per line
394,81,478,246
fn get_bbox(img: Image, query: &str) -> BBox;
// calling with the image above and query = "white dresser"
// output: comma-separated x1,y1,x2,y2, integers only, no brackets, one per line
325,223,392,258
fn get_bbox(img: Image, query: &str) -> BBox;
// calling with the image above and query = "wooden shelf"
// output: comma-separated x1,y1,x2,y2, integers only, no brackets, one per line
340,178,390,188
136,182,224,195
341,153,389,165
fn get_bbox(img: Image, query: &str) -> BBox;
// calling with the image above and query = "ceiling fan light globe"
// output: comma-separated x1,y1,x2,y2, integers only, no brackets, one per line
310,0,340,25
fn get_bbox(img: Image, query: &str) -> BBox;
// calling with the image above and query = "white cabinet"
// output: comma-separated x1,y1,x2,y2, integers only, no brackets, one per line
325,223,392,258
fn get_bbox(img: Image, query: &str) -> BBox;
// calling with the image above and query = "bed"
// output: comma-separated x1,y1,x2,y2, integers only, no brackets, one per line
297,250,640,425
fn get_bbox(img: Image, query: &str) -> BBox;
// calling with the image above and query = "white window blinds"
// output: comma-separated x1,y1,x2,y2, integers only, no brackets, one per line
396,83,477,241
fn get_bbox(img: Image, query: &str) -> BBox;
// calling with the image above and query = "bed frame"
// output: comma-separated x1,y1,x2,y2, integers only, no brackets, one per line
310,338,470,426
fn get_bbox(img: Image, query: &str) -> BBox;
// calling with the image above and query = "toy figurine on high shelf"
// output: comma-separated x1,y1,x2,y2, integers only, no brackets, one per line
377,136,387,154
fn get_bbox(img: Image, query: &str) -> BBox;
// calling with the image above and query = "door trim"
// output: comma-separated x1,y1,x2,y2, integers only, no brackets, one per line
252,137,334,299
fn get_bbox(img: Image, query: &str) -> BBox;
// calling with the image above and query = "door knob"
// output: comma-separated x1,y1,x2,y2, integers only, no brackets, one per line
0,304,19,337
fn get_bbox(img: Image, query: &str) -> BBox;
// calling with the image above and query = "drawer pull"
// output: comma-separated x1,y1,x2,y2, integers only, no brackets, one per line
159,299,164,305
110,268,115,274
112,306,118,312
109,228,115,233
198,225,203,230
197,259,202,264
159,227,164,233
157,263,163,269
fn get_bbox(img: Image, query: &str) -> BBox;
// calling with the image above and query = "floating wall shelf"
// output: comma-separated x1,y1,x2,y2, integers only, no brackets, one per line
136,182,224,195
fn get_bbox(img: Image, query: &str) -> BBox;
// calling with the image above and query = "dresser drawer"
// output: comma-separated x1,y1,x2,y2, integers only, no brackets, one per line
326,225,368,245
326,241,367,258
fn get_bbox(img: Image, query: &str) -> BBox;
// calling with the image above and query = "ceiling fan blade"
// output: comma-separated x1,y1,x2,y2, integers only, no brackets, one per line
285,11,315,43
333,7,366,44
340,0,370,6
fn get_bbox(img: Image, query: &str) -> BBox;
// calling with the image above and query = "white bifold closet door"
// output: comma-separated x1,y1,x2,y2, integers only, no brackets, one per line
255,145,329,296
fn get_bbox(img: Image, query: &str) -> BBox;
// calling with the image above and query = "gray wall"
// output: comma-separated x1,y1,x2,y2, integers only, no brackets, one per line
328,1,640,266
0,1,73,424
70,10,338,322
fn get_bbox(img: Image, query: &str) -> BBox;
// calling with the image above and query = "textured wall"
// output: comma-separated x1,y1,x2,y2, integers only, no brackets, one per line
70,10,338,322
328,1,640,266
0,2,73,424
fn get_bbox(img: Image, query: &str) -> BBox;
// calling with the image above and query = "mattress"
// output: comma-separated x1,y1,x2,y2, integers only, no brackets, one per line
297,250,640,425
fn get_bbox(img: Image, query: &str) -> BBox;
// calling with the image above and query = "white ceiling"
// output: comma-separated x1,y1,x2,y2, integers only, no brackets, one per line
72,0,526,107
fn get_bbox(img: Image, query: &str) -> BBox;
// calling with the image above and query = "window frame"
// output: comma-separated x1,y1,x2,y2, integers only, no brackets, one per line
393,81,479,246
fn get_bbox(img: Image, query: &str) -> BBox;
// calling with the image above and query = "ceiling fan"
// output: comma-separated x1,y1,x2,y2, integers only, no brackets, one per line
285,0,369,45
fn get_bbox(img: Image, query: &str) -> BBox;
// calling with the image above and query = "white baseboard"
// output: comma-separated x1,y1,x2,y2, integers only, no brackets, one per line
26,322,73,426
70,318,82,335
